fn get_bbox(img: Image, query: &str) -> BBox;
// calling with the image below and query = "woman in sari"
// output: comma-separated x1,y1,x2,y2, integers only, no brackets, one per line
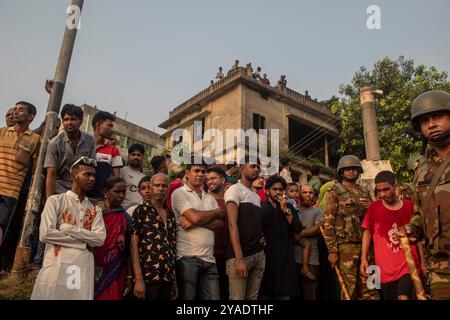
94,176,132,300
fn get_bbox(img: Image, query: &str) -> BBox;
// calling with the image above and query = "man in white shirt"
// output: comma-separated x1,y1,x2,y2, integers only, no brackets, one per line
31,156,106,300
171,157,225,300
120,144,146,209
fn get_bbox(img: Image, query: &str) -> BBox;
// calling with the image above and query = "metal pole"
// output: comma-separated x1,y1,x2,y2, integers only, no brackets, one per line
11,0,84,281
359,86,381,161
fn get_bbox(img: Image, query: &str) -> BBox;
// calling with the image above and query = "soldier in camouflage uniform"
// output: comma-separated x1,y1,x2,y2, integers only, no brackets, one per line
323,155,378,300
402,90,450,300
397,155,423,203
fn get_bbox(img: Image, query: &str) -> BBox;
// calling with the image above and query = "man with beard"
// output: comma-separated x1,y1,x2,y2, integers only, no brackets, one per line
225,159,265,300
323,155,378,300
44,104,96,198
398,90,450,300
172,156,224,300
121,144,146,209
206,166,229,300
294,184,323,300
0,102,40,246
259,175,300,300
89,111,123,200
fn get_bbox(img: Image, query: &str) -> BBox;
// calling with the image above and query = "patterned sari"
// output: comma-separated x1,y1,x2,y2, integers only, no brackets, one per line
94,207,131,300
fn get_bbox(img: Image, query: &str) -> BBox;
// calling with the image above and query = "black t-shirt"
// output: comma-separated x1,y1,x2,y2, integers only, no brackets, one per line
224,183,264,259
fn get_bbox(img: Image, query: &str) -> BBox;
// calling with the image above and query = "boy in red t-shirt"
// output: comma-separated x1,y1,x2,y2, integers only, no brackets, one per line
360,170,421,300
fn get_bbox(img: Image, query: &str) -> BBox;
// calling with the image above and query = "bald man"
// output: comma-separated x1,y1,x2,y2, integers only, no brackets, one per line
130,174,178,300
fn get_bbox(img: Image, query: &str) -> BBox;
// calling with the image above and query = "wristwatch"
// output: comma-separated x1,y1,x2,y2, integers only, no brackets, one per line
284,208,292,216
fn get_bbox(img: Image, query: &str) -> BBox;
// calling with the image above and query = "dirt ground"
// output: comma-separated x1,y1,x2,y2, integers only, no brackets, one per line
0,270,36,300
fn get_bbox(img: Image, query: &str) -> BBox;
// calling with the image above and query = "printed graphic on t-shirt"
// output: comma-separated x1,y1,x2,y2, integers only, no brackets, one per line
96,153,112,163
387,223,401,253
127,174,138,192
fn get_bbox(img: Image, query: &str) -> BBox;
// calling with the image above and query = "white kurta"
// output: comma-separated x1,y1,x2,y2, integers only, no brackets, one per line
31,191,106,300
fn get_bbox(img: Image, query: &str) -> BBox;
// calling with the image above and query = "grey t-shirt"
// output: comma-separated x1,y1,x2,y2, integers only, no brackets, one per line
120,166,145,209
294,206,323,266
44,131,96,194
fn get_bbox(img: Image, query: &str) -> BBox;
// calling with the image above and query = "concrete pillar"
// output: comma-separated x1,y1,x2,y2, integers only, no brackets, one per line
359,86,381,161
324,135,329,167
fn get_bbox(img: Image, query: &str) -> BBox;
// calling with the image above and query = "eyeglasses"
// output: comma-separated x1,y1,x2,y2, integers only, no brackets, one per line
70,156,97,172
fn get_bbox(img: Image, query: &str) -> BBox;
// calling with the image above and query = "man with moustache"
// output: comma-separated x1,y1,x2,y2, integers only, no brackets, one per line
206,166,229,300
398,90,450,300
0,102,40,247
130,174,178,300
171,156,224,300
294,184,323,300
225,158,266,300
120,144,146,210
323,155,378,300
259,175,301,300
89,111,123,200
44,104,96,198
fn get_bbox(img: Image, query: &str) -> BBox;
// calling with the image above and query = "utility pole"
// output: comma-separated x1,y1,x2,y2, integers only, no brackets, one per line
11,0,84,281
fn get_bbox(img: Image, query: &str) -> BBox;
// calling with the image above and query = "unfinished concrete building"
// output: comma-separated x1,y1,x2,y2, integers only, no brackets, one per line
159,67,338,182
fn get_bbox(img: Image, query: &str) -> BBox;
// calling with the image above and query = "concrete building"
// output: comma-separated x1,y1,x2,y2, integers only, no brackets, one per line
80,104,165,159
159,67,339,182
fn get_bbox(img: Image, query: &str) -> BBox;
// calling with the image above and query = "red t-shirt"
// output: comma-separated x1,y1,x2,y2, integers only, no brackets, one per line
257,188,266,202
166,178,183,209
362,199,420,283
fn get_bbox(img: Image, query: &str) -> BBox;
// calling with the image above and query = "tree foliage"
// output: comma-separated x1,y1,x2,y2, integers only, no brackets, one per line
331,56,450,181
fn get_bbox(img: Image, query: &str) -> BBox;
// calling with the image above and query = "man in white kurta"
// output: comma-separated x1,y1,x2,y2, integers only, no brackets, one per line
31,159,106,300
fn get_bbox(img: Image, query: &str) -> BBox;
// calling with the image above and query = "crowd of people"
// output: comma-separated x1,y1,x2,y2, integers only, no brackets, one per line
0,89,449,301
214,60,287,88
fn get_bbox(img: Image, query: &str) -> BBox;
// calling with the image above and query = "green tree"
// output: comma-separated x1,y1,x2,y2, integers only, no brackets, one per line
331,56,450,181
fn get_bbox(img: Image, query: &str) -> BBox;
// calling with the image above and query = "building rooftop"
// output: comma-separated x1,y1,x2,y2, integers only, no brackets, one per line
159,67,336,130
81,103,163,142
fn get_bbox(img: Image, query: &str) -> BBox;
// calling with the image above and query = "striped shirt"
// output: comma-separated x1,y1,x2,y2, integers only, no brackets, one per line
0,126,40,199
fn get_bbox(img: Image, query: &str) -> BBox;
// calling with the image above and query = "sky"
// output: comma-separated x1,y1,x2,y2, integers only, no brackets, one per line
1,0,449,135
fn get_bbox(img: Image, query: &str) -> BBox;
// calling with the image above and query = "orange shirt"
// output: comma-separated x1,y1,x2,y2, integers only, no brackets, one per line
0,126,40,199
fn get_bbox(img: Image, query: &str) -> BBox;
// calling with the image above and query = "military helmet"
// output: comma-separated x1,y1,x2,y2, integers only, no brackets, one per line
406,155,422,172
411,90,450,130
336,155,363,173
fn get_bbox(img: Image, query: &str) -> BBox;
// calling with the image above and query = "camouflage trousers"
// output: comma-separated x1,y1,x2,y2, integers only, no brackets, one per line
429,257,450,300
337,243,379,300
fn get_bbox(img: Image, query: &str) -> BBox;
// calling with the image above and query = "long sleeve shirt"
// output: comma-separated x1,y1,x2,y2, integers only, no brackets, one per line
31,191,106,300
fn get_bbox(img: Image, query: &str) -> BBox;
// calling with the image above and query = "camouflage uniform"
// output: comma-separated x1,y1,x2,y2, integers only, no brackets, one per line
410,148,450,300
323,181,379,300
397,182,416,203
